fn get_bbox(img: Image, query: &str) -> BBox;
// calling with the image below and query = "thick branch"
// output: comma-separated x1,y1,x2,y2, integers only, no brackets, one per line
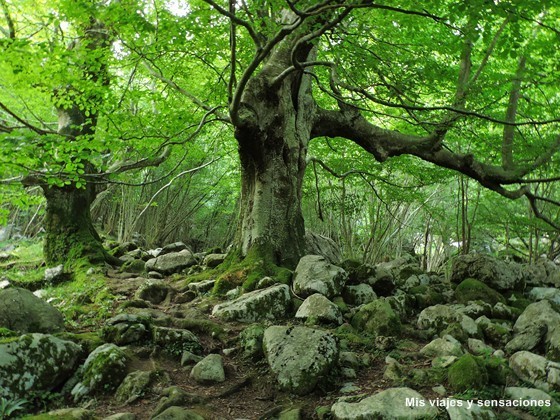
313,107,532,194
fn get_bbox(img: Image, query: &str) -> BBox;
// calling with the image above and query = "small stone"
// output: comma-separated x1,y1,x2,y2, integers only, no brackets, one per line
340,383,361,394
189,354,226,384
180,351,203,366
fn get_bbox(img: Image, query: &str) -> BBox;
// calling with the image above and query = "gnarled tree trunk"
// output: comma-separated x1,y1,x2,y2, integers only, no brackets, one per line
230,32,317,268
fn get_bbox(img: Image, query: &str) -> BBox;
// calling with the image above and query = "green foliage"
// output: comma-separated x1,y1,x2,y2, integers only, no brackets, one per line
0,397,28,419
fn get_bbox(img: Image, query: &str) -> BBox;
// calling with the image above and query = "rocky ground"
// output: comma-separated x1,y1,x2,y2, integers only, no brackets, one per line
1,240,560,419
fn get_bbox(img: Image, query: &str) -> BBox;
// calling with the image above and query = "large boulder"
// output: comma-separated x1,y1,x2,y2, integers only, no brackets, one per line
509,351,560,392
505,300,560,361
102,314,151,346
305,231,342,264
263,326,338,395
454,278,506,306
523,260,560,288
135,280,173,304
295,294,343,325
0,333,82,399
293,255,347,299
451,254,524,291
212,284,291,323
115,370,155,404
448,353,488,392
152,326,202,356
351,299,401,337
71,343,129,401
420,336,464,358
417,304,478,337
145,249,197,275
342,284,377,306
331,387,438,419
528,287,560,306
0,287,65,333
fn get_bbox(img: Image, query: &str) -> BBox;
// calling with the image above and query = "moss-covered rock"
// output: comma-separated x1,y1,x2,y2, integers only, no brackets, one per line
115,370,155,404
0,287,65,334
210,247,293,294
351,299,401,337
0,333,82,399
239,324,265,359
70,343,129,401
212,284,292,323
409,284,445,310
263,326,339,395
152,326,202,357
455,278,506,306
448,353,488,392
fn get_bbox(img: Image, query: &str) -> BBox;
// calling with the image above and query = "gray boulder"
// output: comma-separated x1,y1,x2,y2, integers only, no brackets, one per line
293,255,347,299
135,280,173,304
509,351,560,392
506,300,560,361
0,287,65,333
331,387,438,419
145,249,197,275
212,284,291,323
446,400,496,419
202,253,226,268
342,284,377,306
351,299,401,337
152,326,201,356
71,343,129,401
451,254,523,291
189,354,225,384
0,333,81,399
417,304,478,337
420,336,464,358
295,293,343,325
528,287,560,305
305,231,342,264
504,386,559,408
44,264,70,284
523,260,560,287
263,326,338,395
102,314,150,345
160,242,189,254
115,370,154,404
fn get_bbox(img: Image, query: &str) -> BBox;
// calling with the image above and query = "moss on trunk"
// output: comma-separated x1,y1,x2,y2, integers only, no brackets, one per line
42,184,114,267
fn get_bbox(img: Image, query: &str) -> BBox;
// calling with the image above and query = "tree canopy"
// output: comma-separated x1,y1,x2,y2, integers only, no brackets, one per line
1,0,560,267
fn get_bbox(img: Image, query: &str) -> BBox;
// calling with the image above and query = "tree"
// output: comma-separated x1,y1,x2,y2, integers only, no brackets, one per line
169,0,559,269
0,0,190,265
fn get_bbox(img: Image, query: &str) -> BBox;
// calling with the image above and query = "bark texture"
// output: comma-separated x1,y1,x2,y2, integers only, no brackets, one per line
232,33,316,268
42,181,105,265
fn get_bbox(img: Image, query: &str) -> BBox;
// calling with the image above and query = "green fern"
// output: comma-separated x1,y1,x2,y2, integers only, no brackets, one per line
0,397,28,419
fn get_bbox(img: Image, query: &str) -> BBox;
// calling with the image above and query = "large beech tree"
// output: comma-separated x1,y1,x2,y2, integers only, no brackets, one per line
170,0,560,268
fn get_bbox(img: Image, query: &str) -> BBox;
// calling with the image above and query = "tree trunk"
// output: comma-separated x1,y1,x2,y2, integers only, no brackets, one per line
40,19,112,267
235,126,307,268
42,181,107,266
232,42,316,268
